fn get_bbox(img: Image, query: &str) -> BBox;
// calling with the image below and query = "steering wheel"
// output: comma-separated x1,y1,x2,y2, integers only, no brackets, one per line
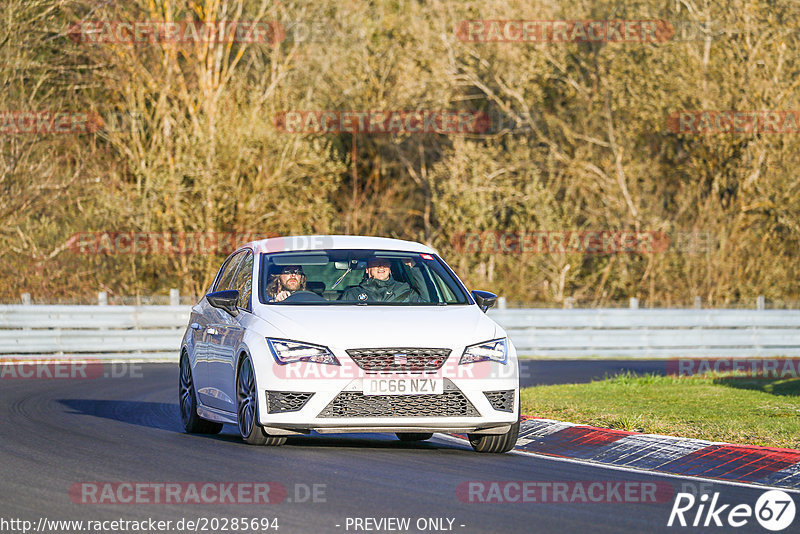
281,290,327,303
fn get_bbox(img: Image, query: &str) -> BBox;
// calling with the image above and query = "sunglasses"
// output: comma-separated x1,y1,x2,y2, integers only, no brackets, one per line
280,268,304,275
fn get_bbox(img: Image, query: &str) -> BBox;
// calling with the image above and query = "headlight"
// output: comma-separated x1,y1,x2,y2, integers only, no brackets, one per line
459,338,507,365
266,338,340,365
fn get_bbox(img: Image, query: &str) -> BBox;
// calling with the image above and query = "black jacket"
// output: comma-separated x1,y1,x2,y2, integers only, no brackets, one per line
341,276,424,303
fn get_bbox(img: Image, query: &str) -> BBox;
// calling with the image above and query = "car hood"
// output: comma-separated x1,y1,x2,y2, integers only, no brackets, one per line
254,305,502,350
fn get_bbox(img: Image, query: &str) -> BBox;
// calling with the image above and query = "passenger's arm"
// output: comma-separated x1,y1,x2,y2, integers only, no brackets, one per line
403,262,428,301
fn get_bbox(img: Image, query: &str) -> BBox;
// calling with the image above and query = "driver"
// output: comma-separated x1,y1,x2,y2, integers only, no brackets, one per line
266,265,306,302
341,257,424,303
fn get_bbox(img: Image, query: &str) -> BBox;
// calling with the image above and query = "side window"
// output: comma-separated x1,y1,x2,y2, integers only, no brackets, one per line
215,251,246,292
233,252,254,311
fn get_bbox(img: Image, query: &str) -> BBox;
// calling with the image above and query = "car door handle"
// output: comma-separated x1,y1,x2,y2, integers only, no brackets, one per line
206,328,219,336
190,322,202,330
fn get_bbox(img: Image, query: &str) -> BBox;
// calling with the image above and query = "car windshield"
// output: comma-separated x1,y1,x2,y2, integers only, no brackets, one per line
258,249,471,305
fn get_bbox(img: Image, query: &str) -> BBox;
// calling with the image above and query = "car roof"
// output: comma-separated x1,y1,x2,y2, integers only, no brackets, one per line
243,235,438,255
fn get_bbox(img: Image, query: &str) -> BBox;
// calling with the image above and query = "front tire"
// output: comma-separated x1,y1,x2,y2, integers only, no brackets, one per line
179,352,223,434
468,397,520,453
237,355,286,446
468,421,519,453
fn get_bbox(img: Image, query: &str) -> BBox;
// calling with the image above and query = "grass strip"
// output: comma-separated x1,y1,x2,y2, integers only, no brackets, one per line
520,372,800,449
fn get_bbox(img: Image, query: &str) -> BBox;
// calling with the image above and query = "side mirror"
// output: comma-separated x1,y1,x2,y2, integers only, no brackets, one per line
207,289,240,317
471,290,497,313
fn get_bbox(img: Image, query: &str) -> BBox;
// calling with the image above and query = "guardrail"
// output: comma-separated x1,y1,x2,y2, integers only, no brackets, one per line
1,305,798,360
488,308,800,358
0,305,189,360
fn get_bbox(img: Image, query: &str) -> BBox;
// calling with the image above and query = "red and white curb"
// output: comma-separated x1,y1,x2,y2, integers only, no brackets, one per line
494,417,800,489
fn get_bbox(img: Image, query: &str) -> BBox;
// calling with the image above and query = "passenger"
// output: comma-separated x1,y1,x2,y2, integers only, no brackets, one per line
341,258,424,303
266,265,306,302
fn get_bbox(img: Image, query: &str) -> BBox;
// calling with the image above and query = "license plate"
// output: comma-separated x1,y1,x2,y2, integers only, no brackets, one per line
363,378,443,396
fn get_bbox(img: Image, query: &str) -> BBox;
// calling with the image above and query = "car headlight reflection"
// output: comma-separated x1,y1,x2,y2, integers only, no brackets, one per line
267,338,340,365
459,338,508,365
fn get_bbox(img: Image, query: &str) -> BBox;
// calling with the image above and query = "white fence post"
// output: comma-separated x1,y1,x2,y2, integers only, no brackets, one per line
629,297,639,309
757,295,765,310
21,293,31,305
98,291,108,306
693,296,702,309
496,296,507,310
170,288,180,306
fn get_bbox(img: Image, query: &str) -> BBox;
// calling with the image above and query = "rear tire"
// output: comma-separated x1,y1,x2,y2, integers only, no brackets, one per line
237,355,286,446
179,352,223,434
396,432,434,442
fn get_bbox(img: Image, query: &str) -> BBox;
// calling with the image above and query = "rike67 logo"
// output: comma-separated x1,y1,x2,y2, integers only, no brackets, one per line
668,489,796,531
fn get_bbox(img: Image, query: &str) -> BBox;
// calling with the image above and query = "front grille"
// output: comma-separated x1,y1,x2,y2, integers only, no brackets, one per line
484,390,515,412
318,379,479,418
346,347,451,373
266,391,314,414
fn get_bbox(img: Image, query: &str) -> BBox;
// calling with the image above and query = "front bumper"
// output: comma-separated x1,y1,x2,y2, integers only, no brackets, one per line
255,371,519,434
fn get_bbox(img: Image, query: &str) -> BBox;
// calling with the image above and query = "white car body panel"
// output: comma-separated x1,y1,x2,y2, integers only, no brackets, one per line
181,235,520,435
245,235,437,255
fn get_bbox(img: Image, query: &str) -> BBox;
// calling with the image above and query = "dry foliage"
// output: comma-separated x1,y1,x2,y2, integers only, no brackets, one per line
2,0,799,306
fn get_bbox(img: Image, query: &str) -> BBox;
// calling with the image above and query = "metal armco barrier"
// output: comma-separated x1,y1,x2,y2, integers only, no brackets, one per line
0,305,189,360
488,308,800,358
1,305,799,360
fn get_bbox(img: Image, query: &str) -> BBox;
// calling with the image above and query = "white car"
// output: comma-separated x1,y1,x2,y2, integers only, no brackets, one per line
179,235,520,453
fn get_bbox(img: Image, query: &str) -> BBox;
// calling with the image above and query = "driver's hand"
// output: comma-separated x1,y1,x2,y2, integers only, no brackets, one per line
275,290,291,302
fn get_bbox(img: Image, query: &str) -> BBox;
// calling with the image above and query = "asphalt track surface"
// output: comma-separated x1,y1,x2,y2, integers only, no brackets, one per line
0,363,794,534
